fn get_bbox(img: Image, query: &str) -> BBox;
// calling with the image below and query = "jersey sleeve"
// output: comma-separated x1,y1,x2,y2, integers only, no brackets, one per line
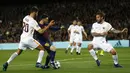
81,26,85,32
68,25,72,31
91,23,96,33
31,20,41,31
107,23,114,32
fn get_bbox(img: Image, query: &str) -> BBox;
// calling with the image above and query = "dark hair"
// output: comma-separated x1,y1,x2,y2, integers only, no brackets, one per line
96,11,105,19
30,6,39,13
38,14,48,21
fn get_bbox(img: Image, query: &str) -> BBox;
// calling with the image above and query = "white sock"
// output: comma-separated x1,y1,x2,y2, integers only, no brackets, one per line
89,49,98,60
37,50,44,63
112,55,118,64
70,46,75,53
7,52,18,64
76,45,79,53
66,44,71,50
78,46,81,53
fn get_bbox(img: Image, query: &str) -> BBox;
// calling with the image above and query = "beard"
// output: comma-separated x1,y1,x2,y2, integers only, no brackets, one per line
97,19,103,23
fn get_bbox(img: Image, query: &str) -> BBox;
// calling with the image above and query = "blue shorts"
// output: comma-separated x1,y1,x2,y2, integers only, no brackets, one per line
38,38,53,53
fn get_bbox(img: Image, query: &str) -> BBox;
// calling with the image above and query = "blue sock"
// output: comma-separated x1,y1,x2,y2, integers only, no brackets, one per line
45,55,50,66
50,51,56,63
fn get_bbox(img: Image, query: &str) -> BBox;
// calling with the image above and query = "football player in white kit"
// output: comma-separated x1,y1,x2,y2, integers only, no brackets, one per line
88,11,127,68
65,20,77,54
3,6,55,71
75,21,87,55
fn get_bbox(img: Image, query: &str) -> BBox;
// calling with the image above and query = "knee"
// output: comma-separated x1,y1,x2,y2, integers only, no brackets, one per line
16,49,23,55
73,42,76,46
50,45,56,51
78,43,81,47
110,49,117,55
88,44,93,51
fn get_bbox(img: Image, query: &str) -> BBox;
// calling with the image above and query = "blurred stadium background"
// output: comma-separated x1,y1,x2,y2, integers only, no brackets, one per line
0,0,130,73
0,0,130,43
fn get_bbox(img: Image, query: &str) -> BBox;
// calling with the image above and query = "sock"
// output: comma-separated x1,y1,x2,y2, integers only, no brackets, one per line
100,50,104,55
76,45,79,53
66,44,71,50
7,52,18,64
37,50,44,63
89,49,98,60
78,46,81,53
70,46,75,53
50,51,56,63
112,55,118,64
45,55,50,66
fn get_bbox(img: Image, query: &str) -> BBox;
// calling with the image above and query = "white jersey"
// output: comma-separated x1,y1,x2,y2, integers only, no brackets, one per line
91,21,113,42
75,25,85,38
68,24,77,37
20,15,41,39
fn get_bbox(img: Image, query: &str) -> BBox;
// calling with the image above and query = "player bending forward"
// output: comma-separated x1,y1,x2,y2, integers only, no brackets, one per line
2,6,55,71
88,11,127,68
74,21,87,55
35,15,63,69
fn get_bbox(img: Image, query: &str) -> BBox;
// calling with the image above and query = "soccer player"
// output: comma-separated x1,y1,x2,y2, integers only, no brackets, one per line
65,20,77,54
2,6,55,71
35,15,63,69
88,11,127,67
75,21,87,55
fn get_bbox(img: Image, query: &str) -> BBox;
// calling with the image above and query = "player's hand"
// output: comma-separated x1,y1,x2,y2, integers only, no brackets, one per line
121,28,128,33
48,20,55,26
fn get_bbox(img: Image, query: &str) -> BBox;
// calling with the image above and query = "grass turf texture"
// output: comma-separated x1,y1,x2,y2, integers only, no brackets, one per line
0,47,130,73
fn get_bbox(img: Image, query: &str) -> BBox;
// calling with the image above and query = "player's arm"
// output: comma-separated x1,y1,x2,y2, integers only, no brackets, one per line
109,28,128,33
83,31,87,39
68,30,71,39
49,25,64,31
82,26,87,39
37,20,55,34
68,25,71,39
91,32,107,37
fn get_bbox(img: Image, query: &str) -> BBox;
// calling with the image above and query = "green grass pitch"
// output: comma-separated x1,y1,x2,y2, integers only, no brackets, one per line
0,47,130,73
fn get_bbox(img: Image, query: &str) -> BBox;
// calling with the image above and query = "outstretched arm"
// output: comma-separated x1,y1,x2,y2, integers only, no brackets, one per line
110,28,128,33
37,20,55,34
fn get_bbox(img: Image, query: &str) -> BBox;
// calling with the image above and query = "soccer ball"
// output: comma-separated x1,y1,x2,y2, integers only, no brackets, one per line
54,60,61,69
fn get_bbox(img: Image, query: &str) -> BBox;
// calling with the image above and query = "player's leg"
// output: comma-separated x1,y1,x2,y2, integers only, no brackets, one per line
77,43,82,55
100,43,122,68
65,43,72,54
49,45,57,69
70,42,76,54
3,42,24,71
65,36,72,53
110,48,122,68
43,47,51,69
42,45,57,69
88,43,100,66
30,39,45,68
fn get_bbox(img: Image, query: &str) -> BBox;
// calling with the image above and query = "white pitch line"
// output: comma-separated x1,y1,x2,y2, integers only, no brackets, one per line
0,58,130,68
0,57,84,68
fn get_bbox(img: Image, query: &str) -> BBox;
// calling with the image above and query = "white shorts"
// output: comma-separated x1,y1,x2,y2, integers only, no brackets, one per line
69,36,76,43
74,37,82,43
18,37,40,50
89,41,113,52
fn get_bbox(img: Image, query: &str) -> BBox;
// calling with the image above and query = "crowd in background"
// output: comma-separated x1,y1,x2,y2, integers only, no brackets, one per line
0,0,130,43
